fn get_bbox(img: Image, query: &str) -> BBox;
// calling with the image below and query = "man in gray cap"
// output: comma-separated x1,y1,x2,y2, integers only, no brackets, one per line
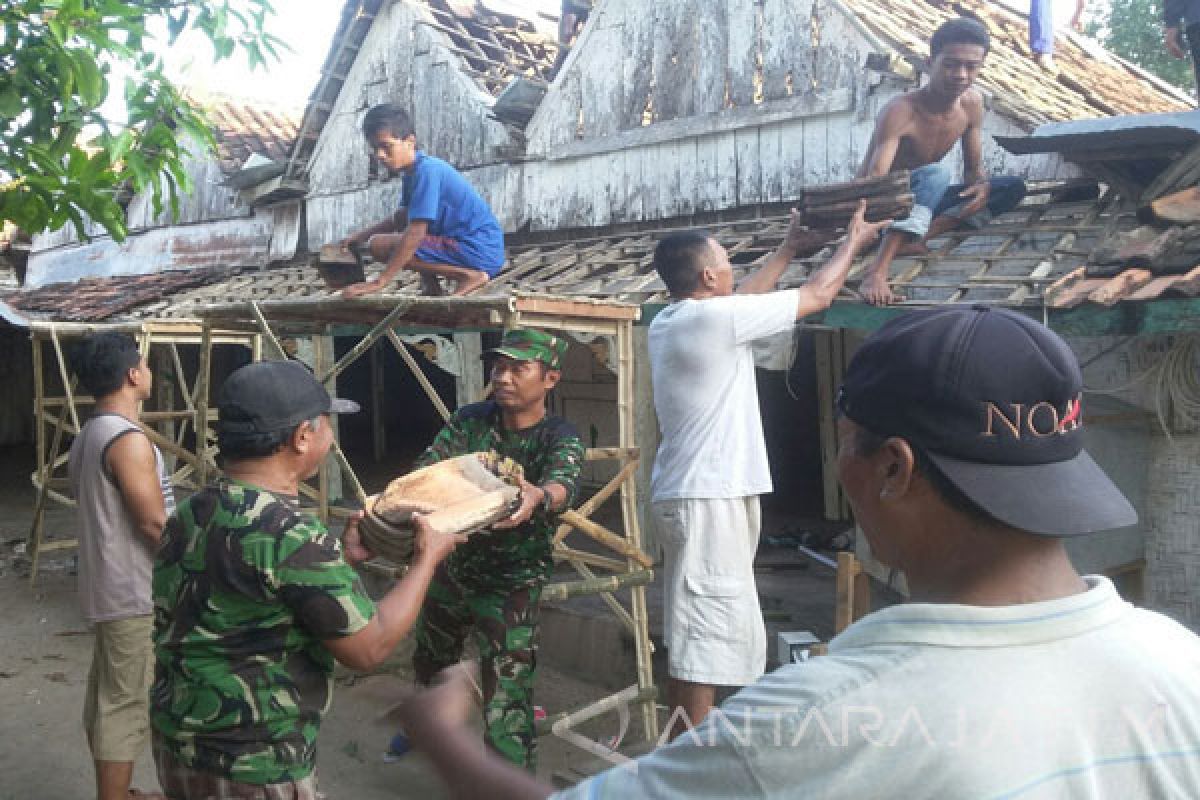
150,360,462,799
391,307,1200,799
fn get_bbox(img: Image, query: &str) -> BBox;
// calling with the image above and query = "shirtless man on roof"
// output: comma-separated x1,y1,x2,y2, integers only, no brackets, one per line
857,16,1026,306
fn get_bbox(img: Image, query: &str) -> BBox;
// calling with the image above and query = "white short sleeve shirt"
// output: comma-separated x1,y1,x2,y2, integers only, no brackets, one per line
648,290,799,501
551,577,1200,799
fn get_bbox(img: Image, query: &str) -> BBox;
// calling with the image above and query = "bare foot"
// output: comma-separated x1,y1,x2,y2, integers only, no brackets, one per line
452,272,490,296
895,240,930,257
419,274,446,296
860,272,897,306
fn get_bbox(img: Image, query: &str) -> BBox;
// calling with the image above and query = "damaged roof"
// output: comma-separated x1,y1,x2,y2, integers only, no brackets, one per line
839,0,1191,128
5,180,1192,328
2,268,236,323
184,90,302,175
287,0,557,178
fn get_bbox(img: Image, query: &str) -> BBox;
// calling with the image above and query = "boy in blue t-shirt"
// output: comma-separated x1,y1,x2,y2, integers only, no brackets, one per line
340,104,506,297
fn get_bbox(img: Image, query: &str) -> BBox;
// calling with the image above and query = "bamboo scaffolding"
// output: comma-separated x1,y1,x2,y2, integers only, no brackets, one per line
555,553,638,634
189,294,656,752
558,510,653,568
24,322,258,585
538,684,658,737
542,569,654,603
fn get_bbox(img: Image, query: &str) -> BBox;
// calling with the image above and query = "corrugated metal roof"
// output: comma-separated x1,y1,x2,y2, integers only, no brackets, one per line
839,0,1191,128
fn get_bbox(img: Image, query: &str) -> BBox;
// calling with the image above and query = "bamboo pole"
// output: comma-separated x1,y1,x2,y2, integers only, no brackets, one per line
250,304,367,506
554,458,638,545
538,684,658,737
616,319,657,741
48,325,80,435
371,343,386,462
386,329,451,422
318,301,413,385
313,333,330,523
541,569,653,602
558,510,653,568
195,325,213,486
28,388,72,587
553,546,627,572
557,553,637,634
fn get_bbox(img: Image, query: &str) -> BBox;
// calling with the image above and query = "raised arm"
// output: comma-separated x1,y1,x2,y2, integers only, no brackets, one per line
793,202,892,320
106,431,168,549
736,210,837,296
856,101,907,179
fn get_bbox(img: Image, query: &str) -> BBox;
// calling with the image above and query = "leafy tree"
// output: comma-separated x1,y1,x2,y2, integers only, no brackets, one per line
1087,0,1195,93
0,1,284,241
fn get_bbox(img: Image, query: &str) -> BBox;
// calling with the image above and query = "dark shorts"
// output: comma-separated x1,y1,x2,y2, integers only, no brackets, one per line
414,234,505,278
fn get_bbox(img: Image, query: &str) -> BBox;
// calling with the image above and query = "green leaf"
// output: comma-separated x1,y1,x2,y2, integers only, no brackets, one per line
0,87,22,118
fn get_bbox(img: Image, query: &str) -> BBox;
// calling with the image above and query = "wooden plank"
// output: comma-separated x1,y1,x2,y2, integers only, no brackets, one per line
579,13,623,140
814,330,841,520
761,122,785,204
761,0,807,102
835,551,859,634
1140,139,1200,205
695,136,720,213
726,0,761,108
548,87,854,161
715,131,739,210
734,126,762,208
650,0,694,123
619,0,655,130
692,0,728,116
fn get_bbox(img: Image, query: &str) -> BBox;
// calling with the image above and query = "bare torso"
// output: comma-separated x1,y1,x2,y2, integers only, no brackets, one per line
864,88,982,174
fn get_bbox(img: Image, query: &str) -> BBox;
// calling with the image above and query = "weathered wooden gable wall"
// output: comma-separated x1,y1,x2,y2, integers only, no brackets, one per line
510,0,880,231
305,0,1075,246
304,1,521,247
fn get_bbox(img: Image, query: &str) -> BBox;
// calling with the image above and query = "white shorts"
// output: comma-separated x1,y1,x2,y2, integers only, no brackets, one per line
653,496,766,685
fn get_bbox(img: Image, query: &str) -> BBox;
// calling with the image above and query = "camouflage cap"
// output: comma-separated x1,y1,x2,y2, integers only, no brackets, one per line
487,328,568,370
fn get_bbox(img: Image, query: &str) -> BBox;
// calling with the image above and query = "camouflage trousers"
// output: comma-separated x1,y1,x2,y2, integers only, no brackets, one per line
413,566,542,769
153,734,319,799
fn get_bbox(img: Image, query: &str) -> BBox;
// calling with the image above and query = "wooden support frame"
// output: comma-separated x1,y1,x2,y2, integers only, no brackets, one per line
24,320,258,586
190,294,659,748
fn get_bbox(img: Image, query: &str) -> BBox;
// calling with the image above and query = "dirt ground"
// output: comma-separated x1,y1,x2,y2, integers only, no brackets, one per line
0,443,852,799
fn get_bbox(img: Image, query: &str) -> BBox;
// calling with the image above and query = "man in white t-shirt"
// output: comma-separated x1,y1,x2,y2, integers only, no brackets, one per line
390,307,1200,800
648,203,889,738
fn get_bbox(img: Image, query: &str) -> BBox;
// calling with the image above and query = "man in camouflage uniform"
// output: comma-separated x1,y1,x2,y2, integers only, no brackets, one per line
411,328,585,769
151,360,461,798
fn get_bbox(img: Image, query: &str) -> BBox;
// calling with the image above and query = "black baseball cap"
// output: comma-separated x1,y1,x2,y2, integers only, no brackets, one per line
218,360,360,435
838,306,1136,535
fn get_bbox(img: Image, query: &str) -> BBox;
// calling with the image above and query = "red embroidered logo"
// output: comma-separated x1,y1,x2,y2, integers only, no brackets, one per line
981,393,1083,439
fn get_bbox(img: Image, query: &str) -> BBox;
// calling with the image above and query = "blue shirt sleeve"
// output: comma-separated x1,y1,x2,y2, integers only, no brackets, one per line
405,159,443,223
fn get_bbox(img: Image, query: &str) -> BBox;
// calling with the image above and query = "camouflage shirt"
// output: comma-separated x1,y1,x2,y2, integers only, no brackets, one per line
151,480,375,785
417,401,584,588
